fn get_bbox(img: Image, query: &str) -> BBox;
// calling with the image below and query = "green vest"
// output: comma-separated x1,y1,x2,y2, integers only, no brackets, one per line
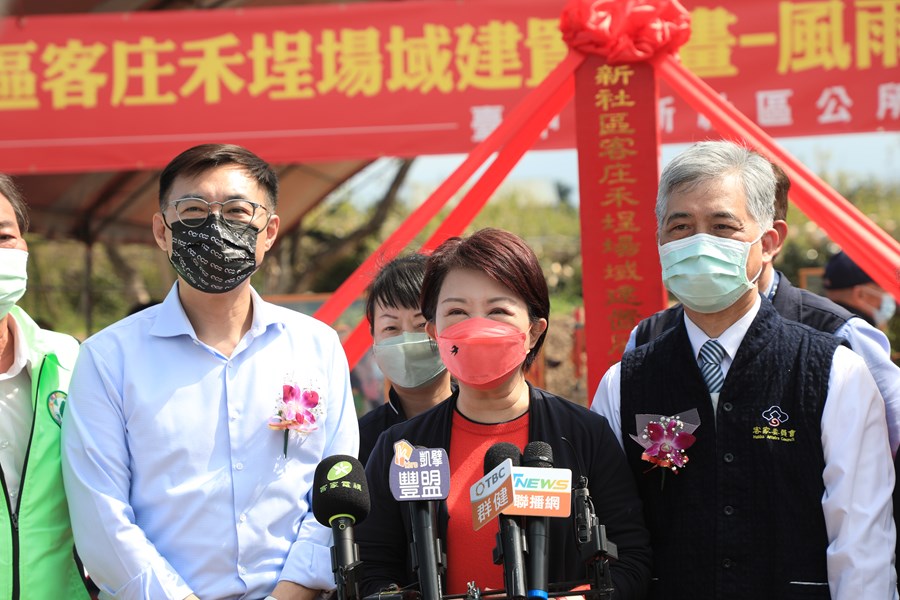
0,306,88,600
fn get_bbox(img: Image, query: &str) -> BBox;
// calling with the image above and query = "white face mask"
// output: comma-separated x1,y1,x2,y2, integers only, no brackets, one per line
875,292,896,327
659,233,763,313
372,331,447,389
0,248,27,319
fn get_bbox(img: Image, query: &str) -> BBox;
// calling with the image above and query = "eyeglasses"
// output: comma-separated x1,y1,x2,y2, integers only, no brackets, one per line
165,198,269,230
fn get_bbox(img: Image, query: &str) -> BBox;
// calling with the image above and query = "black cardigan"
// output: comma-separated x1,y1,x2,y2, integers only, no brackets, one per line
356,385,652,600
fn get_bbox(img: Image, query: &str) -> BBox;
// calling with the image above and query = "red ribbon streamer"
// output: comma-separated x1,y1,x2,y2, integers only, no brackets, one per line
341,56,584,369
656,55,900,300
314,51,585,328
560,0,690,64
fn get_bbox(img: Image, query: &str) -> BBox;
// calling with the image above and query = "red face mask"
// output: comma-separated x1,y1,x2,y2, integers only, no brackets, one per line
436,318,528,389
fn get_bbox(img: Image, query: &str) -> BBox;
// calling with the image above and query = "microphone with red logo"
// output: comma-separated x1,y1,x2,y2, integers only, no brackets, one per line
485,442,527,600
313,455,370,600
523,441,552,600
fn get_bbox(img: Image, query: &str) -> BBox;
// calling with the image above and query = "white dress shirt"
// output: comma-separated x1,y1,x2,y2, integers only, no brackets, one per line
0,315,33,511
593,294,897,600
62,284,359,600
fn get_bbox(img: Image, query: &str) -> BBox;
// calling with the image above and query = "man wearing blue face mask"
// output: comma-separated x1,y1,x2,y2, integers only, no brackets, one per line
591,141,896,599
616,160,900,458
359,253,453,465
0,174,90,599
823,251,897,330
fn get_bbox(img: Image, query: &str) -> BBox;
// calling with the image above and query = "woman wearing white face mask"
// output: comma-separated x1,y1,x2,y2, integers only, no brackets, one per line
359,254,453,465
357,228,652,600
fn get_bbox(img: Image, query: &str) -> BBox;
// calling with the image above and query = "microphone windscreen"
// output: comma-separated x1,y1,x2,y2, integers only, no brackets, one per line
484,442,521,474
523,441,553,469
312,454,370,527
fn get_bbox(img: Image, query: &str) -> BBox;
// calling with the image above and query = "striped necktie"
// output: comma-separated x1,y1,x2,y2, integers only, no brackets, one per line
699,339,726,393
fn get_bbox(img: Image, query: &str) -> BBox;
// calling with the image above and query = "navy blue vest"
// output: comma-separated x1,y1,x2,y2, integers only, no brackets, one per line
621,300,840,599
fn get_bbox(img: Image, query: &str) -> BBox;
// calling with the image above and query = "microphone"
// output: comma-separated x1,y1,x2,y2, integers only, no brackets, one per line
522,442,552,600
389,440,449,600
313,455,371,600
484,443,527,600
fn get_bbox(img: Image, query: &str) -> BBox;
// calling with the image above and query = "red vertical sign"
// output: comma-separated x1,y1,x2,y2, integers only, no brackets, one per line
574,56,667,393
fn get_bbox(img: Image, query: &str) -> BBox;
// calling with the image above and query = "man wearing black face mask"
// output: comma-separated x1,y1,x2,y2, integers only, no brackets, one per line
61,144,359,600
591,141,896,599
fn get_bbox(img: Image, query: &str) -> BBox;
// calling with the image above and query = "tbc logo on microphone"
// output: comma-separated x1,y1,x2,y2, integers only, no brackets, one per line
389,440,451,501
469,458,515,530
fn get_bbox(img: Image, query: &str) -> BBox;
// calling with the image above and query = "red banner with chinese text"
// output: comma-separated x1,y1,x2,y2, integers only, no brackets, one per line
575,57,666,390
0,0,571,173
0,0,898,174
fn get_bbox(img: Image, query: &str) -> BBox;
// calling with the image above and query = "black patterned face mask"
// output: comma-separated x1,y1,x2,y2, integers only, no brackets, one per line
168,213,258,294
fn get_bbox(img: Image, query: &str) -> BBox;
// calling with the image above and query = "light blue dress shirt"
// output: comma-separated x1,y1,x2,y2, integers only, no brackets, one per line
61,284,359,600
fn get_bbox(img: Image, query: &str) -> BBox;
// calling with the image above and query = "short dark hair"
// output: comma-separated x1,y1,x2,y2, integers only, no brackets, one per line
0,174,29,234
420,228,549,370
772,161,790,222
366,253,428,335
158,144,279,210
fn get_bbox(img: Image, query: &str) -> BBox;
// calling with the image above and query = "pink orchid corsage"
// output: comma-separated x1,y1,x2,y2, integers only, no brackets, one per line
629,409,700,483
268,384,320,457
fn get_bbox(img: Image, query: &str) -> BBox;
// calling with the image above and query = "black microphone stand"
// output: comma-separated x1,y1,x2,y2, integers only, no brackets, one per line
409,500,446,600
573,476,617,600
331,516,363,600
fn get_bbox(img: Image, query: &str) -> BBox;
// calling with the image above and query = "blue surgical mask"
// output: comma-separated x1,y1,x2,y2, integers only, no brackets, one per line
875,292,896,327
372,331,446,389
659,233,763,313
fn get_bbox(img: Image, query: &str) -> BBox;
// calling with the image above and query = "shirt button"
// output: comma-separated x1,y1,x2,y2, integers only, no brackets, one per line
239,566,247,576
722,558,733,569
723,453,734,463
723,505,735,516
0,441,9,449
235,462,244,471
239,513,247,523
723,402,733,412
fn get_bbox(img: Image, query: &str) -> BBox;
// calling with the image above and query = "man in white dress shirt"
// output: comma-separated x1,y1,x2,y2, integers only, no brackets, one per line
62,144,358,600
591,141,896,600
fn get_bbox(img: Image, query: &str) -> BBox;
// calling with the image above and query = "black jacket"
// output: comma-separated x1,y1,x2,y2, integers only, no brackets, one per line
356,385,652,600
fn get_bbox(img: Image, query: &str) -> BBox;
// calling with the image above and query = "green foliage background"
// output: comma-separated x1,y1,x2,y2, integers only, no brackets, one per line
15,172,900,359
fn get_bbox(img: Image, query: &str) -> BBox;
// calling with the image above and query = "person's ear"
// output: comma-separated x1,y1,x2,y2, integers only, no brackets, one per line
262,214,279,251
760,227,780,264
528,318,548,350
152,213,168,252
770,220,788,258
425,321,437,340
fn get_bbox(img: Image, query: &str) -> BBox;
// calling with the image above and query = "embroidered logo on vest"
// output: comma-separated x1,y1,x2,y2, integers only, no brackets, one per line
47,390,67,426
752,405,795,443
762,406,789,426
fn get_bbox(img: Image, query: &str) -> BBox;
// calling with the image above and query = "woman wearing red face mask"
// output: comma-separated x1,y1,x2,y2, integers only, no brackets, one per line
356,228,652,600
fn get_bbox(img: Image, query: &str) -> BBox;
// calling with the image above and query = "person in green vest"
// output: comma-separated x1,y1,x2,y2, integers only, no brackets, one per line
0,174,89,599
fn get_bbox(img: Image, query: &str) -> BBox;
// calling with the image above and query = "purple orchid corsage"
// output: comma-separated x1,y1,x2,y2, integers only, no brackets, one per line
630,409,700,483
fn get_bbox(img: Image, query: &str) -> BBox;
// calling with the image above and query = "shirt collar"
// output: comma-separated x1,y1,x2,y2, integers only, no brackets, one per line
763,270,781,300
2,315,29,379
683,293,762,367
149,282,284,340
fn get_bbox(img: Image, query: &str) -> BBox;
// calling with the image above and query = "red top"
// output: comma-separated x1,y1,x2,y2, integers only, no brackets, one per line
444,409,529,595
